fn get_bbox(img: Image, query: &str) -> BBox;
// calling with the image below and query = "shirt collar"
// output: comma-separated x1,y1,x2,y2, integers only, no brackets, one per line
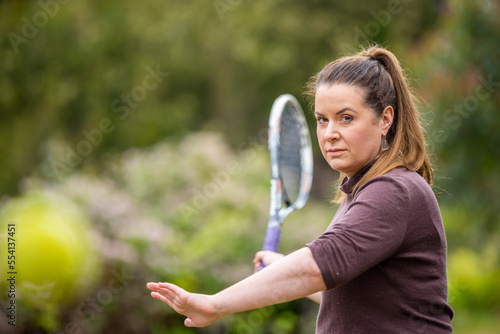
339,158,378,194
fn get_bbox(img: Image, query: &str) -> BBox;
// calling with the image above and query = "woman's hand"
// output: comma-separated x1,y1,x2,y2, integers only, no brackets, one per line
253,251,285,272
148,248,325,327
146,282,220,327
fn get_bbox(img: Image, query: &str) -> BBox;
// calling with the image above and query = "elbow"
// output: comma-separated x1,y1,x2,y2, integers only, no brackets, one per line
302,248,327,291
307,262,326,291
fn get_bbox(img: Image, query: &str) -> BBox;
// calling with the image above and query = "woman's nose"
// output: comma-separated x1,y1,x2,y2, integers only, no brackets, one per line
323,123,340,142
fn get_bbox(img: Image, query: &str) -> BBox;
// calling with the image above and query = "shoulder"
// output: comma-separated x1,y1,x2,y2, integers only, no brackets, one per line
355,167,434,203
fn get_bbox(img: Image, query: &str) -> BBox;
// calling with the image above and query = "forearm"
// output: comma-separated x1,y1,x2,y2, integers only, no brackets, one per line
214,247,326,317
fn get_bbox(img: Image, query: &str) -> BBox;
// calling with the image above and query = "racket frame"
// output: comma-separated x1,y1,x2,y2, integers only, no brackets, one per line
260,94,313,262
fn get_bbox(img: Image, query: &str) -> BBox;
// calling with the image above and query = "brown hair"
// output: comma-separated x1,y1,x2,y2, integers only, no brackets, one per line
306,46,433,203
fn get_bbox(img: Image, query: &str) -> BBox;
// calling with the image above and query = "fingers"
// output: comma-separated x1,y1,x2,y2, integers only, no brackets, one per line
184,318,195,327
147,282,183,310
147,283,169,298
252,251,266,263
147,282,218,328
253,251,267,273
253,251,268,272
253,251,285,268
253,260,261,273
158,282,184,295
147,282,181,296
151,291,175,309
253,251,268,267
146,282,162,292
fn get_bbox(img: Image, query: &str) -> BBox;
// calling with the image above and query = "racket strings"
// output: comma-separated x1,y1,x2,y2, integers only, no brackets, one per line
279,103,303,205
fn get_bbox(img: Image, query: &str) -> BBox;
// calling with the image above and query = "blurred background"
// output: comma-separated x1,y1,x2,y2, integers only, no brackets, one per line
0,0,499,333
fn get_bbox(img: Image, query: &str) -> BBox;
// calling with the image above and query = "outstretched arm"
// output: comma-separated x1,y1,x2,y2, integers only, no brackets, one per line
253,250,322,304
147,247,326,327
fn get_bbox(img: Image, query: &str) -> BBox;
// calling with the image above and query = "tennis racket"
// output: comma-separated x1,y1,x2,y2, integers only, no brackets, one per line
259,94,313,270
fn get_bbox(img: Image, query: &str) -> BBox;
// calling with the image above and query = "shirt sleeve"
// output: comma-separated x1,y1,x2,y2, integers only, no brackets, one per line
307,175,410,290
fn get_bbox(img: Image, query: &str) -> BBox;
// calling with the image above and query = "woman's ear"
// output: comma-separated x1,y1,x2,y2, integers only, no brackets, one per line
381,106,394,135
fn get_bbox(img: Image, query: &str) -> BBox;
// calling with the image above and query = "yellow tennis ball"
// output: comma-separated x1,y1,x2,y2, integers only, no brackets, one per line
0,192,100,305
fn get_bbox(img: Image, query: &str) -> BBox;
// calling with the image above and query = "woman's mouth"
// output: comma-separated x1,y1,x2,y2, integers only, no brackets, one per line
326,148,346,156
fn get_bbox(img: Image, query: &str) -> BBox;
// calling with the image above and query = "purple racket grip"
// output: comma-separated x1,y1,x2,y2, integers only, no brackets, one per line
258,224,281,270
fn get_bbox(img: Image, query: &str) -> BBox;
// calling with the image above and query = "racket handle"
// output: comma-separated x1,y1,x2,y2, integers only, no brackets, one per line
258,224,281,271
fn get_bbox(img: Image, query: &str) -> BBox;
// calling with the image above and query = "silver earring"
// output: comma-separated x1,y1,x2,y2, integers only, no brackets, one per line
381,136,389,151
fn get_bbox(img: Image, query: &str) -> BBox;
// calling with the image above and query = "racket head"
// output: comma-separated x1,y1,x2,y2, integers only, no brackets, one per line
268,94,313,213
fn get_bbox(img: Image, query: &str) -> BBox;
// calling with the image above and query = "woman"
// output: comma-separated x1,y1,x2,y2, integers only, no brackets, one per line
147,46,454,333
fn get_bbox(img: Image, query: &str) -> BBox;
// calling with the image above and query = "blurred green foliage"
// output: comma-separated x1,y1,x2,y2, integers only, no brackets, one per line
421,0,500,236
0,0,499,333
1,133,330,333
0,0,441,195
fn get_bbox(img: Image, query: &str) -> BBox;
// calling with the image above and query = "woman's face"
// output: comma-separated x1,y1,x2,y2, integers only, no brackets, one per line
315,84,393,178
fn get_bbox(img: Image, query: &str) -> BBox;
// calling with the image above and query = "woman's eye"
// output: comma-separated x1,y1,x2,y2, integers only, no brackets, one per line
340,115,353,122
316,117,328,124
